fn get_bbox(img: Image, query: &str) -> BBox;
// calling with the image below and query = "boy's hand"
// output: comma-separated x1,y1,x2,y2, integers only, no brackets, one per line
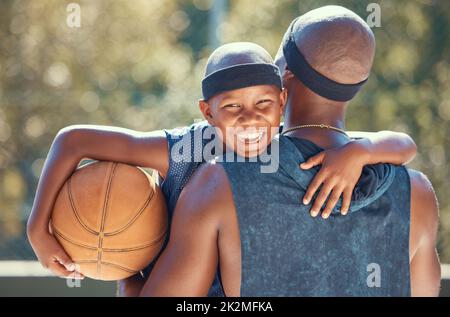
300,140,369,219
30,230,84,279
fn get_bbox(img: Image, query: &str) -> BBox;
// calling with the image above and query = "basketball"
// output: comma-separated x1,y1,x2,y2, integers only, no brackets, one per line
50,161,168,281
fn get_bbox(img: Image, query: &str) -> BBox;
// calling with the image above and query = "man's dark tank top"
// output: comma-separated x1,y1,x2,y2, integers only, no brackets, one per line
220,135,411,296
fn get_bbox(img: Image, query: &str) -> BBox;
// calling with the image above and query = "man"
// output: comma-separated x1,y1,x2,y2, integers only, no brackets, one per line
140,6,440,296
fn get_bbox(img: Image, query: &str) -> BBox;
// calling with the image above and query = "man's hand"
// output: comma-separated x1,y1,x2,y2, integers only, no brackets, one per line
28,229,84,279
300,140,369,219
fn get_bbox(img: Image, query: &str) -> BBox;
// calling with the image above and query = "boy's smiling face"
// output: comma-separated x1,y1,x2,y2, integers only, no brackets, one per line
199,84,286,158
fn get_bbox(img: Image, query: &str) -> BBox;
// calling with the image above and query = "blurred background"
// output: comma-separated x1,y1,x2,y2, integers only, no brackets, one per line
0,0,449,296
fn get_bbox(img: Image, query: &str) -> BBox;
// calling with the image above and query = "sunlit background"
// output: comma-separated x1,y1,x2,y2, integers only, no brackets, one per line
0,0,449,289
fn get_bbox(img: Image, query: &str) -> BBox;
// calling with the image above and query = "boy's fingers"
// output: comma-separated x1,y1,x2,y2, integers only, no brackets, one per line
49,262,84,279
300,152,325,169
48,262,74,278
68,271,85,280
303,170,326,205
310,181,335,217
321,187,344,219
341,188,352,215
54,253,75,272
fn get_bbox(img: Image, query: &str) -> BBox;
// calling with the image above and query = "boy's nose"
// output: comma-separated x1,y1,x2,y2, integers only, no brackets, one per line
237,109,262,125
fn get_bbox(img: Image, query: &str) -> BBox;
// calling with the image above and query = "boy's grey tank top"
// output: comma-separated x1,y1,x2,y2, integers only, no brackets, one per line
142,121,225,296
220,135,411,296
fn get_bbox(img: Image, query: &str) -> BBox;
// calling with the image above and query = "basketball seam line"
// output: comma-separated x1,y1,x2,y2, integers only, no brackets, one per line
67,177,99,236
104,165,156,236
53,227,168,251
52,228,97,250
98,162,117,276
103,189,155,236
66,163,157,236
73,260,139,274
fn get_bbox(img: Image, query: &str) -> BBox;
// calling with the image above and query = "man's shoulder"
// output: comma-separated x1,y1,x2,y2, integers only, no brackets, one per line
178,160,234,220
407,168,439,231
188,161,231,200
407,168,436,199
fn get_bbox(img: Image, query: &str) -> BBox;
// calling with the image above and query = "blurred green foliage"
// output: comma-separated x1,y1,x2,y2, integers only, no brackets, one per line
0,0,449,262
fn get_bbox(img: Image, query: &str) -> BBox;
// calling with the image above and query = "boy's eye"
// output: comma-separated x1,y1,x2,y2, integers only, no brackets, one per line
223,104,241,109
256,99,273,107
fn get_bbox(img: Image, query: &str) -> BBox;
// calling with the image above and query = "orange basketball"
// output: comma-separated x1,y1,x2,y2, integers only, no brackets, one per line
51,161,168,281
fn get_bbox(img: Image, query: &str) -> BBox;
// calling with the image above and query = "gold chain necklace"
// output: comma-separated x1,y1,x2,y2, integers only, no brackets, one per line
281,124,348,137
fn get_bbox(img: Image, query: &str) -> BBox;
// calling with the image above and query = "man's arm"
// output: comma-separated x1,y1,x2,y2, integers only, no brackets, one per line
27,125,169,277
140,162,233,297
409,169,441,296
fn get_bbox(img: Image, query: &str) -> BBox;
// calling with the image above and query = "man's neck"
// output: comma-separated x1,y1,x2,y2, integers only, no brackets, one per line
283,98,350,149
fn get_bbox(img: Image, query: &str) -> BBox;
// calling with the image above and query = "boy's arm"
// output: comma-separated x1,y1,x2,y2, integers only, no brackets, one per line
346,130,417,165
301,130,417,218
27,125,169,277
59,125,170,172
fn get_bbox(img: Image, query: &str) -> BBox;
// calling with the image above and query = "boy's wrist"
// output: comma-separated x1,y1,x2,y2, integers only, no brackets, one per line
350,138,373,166
27,220,51,242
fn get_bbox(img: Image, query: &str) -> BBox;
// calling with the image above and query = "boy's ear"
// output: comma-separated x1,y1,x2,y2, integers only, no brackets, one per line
279,88,288,115
199,100,214,124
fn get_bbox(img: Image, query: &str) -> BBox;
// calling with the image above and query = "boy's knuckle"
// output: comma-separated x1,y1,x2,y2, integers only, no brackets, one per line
317,193,327,200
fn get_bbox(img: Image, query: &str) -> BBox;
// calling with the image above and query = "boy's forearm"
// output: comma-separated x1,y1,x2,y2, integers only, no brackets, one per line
27,130,82,240
350,131,417,166
54,125,169,177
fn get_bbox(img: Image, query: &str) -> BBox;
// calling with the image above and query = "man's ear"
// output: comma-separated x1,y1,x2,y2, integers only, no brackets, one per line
282,67,295,86
199,100,214,124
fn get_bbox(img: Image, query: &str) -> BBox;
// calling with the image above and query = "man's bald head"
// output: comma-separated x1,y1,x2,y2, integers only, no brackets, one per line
276,5,375,84
205,42,274,76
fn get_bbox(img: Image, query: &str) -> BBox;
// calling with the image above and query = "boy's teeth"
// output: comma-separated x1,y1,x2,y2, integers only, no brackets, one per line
237,131,264,143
